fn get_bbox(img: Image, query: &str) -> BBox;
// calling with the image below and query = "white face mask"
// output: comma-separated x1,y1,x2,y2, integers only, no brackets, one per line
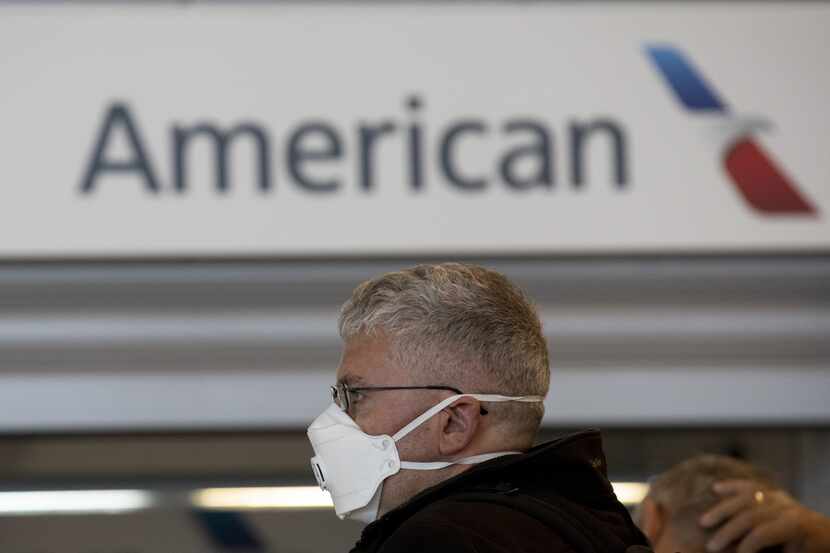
306,393,544,524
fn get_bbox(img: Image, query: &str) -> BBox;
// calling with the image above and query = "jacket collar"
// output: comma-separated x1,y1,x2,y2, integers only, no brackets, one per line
360,428,613,540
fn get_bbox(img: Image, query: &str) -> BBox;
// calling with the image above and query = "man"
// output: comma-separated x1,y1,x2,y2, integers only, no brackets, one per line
638,454,830,553
307,262,650,553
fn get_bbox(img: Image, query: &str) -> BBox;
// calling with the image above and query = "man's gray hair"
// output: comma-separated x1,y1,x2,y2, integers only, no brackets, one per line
338,262,549,436
641,454,777,553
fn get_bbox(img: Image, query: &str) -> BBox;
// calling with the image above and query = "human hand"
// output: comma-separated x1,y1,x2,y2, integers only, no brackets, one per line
699,479,830,553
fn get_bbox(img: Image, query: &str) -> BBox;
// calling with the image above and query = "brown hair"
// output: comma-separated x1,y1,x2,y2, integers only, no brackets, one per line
644,454,777,553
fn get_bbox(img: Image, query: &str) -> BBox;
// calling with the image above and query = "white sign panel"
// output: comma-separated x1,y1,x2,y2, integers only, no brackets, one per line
0,3,828,258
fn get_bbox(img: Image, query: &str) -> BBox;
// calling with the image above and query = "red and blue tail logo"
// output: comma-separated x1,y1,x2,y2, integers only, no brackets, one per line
645,45,816,215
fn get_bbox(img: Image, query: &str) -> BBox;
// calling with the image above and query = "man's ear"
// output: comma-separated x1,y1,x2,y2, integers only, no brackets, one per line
639,497,666,546
437,397,481,456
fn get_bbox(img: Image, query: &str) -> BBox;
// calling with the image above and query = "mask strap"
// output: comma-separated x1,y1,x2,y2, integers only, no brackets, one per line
400,450,522,471
391,393,544,443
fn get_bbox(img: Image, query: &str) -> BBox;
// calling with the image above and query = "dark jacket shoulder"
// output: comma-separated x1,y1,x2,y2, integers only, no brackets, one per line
378,494,576,553
351,430,649,553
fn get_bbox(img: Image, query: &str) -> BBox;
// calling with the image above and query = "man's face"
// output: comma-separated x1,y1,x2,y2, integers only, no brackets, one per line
335,333,454,516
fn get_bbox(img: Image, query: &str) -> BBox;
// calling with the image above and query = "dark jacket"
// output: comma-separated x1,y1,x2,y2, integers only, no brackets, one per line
349,429,651,553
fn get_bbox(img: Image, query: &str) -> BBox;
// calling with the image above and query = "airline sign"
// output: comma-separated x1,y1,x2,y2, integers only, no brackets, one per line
0,3,827,258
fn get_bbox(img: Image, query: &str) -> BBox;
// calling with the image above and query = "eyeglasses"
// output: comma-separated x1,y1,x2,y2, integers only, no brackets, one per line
330,382,488,416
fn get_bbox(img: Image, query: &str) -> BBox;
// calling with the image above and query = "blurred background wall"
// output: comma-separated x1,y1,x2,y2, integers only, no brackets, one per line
0,1,827,552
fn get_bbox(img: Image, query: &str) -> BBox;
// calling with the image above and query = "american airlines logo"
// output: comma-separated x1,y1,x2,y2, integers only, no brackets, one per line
646,45,817,215
77,100,629,196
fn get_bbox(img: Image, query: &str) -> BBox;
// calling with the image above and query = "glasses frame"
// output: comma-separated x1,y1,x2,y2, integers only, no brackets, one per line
330,383,488,415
